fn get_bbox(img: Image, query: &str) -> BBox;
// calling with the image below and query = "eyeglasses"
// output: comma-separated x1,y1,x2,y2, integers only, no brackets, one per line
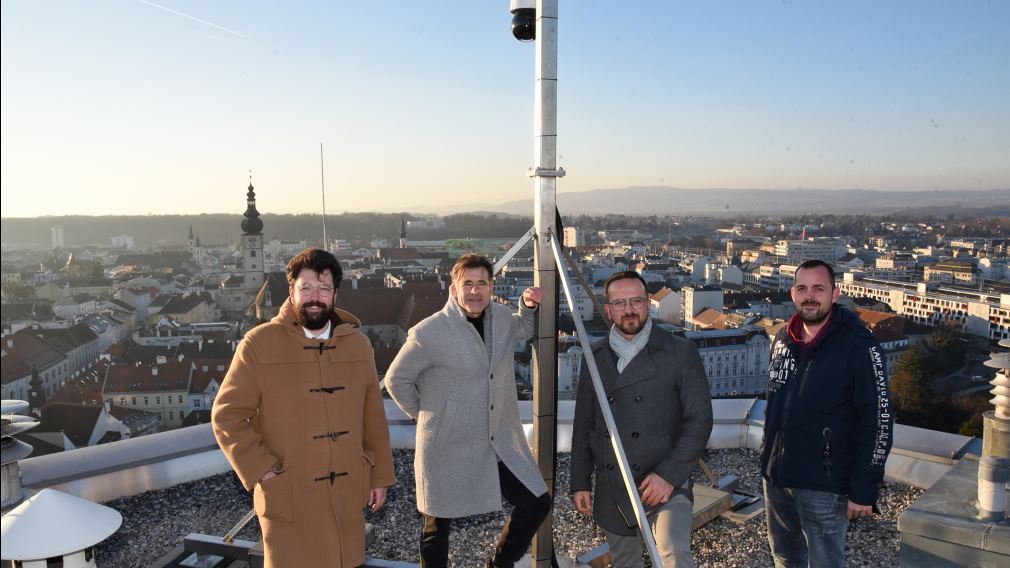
295,283,335,295
608,297,647,311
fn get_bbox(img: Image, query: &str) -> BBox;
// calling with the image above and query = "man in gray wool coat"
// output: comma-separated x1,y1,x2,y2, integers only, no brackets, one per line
385,253,552,568
571,271,712,567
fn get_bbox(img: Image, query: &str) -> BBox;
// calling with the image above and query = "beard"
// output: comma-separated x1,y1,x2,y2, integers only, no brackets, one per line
614,312,648,337
297,301,331,330
798,301,831,325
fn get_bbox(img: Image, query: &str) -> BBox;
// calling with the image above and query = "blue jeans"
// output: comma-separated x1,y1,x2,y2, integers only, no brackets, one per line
763,479,848,568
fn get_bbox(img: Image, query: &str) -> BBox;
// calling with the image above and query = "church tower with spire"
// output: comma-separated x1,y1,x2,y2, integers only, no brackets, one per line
241,176,265,291
399,217,408,249
187,226,205,268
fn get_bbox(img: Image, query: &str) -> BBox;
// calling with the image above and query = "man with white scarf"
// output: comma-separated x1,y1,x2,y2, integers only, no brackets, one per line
570,271,712,567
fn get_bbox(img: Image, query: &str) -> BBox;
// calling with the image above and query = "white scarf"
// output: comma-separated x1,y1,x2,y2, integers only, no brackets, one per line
608,318,652,373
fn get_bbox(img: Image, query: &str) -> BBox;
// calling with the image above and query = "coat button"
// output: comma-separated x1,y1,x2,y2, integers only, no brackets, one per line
490,404,494,410
490,374,494,380
491,436,494,441
607,463,614,471
632,432,639,438
634,395,642,403
633,464,640,472
607,395,615,404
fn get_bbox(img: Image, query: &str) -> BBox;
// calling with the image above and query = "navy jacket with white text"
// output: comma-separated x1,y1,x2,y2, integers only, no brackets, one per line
760,304,893,506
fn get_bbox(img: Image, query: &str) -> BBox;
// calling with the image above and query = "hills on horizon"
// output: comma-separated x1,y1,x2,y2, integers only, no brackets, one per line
490,187,1010,216
3,187,1008,249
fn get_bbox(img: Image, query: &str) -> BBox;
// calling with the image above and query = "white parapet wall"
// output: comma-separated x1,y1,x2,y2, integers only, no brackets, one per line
18,398,977,503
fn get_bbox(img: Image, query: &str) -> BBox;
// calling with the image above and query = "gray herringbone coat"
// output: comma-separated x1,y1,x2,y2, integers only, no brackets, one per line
384,298,548,518
570,327,713,536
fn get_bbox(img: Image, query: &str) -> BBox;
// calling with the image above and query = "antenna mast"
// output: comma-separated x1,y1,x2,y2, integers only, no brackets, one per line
320,142,328,250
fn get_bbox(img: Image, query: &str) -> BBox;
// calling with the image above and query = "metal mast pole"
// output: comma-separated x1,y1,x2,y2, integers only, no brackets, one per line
320,142,328,249
531,0,562,564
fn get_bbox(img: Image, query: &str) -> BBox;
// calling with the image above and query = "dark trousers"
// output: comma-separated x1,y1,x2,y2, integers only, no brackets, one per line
419,461,553,568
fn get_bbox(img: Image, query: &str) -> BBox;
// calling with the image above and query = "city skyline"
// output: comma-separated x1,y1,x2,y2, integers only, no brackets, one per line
2,1,1009,218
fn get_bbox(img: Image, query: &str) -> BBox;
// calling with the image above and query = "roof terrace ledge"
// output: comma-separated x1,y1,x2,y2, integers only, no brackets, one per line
16,399,975,503
19,423,229,503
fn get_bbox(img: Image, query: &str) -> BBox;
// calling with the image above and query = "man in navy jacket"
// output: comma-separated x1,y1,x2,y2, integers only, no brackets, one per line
761,260,893,568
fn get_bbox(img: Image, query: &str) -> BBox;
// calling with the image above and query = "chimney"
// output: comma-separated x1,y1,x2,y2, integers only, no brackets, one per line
978,340,1010,521
1,399,38,509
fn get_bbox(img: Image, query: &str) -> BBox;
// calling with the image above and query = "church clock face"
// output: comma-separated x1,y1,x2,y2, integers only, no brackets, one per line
247,237,256,246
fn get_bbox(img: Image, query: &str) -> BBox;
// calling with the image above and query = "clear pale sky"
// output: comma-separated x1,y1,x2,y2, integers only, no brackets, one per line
2,1,1008,217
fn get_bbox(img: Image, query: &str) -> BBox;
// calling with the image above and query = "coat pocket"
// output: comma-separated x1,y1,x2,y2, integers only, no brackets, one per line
433,400,459,448
254,473,293,522
362,450,375,506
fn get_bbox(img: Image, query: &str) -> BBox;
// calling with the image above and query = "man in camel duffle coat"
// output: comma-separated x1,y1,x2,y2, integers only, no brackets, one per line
213,248,394,568
384,253,551,568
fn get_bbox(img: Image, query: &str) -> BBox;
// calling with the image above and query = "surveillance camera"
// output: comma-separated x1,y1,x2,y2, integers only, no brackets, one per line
510,0,535,42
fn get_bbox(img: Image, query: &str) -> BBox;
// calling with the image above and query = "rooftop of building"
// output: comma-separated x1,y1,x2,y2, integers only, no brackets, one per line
93,449,921,568
10,398,971,567
36,403,104,447
103,361,192,394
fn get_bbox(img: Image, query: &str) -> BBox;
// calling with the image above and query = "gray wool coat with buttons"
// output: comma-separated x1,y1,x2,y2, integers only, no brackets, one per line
570,327,713,536
384,297,548,518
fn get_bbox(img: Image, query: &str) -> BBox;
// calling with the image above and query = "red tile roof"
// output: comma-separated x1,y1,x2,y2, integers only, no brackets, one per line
336,289,409,326
1,351,32,385
38,403,104,447
401,294,449,330
47,361,108,405
3,332,66,379
189,359,229,393
104,361,193,393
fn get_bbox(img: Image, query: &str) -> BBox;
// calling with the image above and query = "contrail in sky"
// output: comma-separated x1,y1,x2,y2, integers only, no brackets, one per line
136,0,247,38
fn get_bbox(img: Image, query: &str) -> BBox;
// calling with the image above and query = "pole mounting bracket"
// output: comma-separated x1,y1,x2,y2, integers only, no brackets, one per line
527,167,566,178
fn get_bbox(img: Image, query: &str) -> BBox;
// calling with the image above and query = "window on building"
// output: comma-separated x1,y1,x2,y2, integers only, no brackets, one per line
144,397,149,405
179,395,184,404
132,397,137,405
169,411,174,420
156,396,161,404
194,399,201,409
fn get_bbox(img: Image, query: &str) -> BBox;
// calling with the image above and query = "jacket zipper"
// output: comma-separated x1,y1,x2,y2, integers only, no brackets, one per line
822,427,833,478
776,354,815,483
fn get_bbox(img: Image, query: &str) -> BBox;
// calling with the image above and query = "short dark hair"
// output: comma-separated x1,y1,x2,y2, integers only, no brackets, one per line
603,270,648,300
286,248,343,287
795,259,836,288
451,253,494,283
